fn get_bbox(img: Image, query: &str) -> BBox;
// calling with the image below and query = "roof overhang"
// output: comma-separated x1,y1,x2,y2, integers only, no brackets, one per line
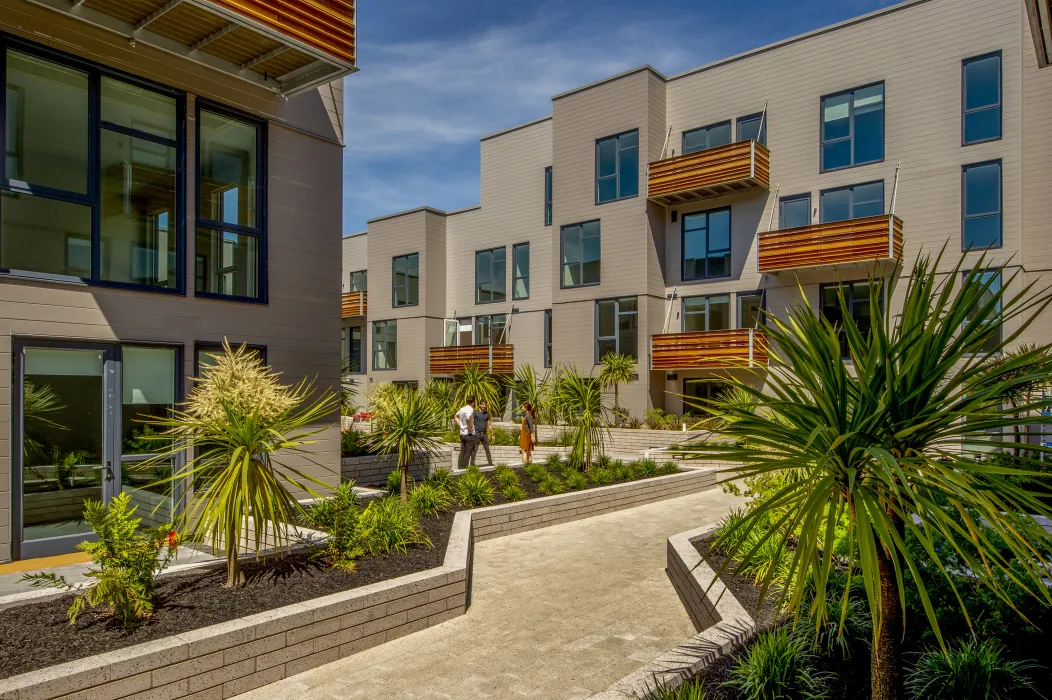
1026,0,1052,68
23,0,356,96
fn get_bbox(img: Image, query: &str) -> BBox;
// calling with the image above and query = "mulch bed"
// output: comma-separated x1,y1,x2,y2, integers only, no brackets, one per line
0,509,455,679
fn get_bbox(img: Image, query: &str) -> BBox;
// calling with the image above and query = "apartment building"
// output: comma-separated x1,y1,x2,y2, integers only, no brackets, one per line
343,0,1052,419
0,0,354,561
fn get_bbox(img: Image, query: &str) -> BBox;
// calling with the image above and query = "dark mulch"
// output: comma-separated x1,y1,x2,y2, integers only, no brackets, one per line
0,509,455,679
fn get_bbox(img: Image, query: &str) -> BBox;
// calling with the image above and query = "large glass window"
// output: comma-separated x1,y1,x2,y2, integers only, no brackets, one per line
121,346,176,522
373,320,397,370
595,297,638,362
683,122,732,154
684,379,732,417
682,208,731,280
2,48,183,290
195,342,265,376
348,270,366,292
596,130,638,203
561,220,600,287
736,113,767,146
779,194,811,229
820,280,883,357
682,294,730,332
820,182,884,223
962,161,1002,250
821,83,885,171
513,243,529,300
475,314,507,344
544,309,552,368
476,247,506,304
965,270,1002,354
344,326,363,373
544,166,552,226
392,253,419,307
963,53,1001,145
196,106,264,301
738,291,765,329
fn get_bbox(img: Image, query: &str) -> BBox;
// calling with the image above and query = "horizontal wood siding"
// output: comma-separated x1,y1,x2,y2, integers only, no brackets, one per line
341,291,367,317
757,215,903,273
651,329,768,370
429,344,514,375
647,140,770,205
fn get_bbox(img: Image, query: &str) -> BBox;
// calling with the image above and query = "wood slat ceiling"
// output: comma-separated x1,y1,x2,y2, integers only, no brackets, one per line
149,4,230,47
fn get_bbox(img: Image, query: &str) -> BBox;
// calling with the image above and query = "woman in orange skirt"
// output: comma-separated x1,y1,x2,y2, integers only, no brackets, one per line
519,402,537,464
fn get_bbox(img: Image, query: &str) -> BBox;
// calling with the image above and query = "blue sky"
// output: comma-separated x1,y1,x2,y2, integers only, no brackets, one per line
341,0,895,234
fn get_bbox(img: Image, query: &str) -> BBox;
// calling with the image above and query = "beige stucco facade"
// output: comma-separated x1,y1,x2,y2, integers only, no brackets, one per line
1,0,347,560
343,0,1052,419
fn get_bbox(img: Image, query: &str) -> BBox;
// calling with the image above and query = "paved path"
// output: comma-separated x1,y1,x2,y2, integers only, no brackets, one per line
240,487,745,700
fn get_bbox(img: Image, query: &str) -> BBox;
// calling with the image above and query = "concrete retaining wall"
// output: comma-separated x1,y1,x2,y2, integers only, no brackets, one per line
340,450,451,487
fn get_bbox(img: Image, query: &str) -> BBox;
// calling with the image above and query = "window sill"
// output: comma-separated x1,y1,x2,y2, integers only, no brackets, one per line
962,135,1003,147
595,193,639,206
475,299,507,306
194,291,268,305
0,270,187,295
560,281,601,290
819,157,885,174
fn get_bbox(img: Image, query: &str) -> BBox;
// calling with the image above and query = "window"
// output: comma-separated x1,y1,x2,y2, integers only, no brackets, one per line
737,291,765,329
963,53,1001,145
736,113,767,146
779,195,811,229
596,130,639,203
372,320,397,370
343,326,363,373
475,314,507,344
965,270,1002,354
683,379,732,416
561,220,600,287
195,105,265,301
195,342,265,376
348,270,366,292
683,121,732,154
393,380,418,391
595,297,638,362
962,161,1002,250
682,294,730,332
392,253,419,307
1,46,184,291
821,83,884,171
544,166,552,226
476,247,506,304
682,208,731,280
512,242,529,300
820,182,884,223
544,309,552,368
819,280,883,357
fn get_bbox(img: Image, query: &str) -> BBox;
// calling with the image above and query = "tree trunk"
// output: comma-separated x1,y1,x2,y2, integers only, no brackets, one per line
400,463,409,504
871,516,904,700
224,523,244,587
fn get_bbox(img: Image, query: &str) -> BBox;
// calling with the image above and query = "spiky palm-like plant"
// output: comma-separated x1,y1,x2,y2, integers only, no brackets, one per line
453,363,503,413
513,363,549,429
422,378,457,427
597,352,636,425
694,252,1052,700
371,389,447,504
22,379,64,464
139,341,337,587
554,367,610,470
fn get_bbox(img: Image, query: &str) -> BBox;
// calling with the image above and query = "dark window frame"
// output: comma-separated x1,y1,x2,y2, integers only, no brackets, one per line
594,296,638,364
682,120,732,155
391,252,419,308
962,51,1002,146
348,269,367,292
0,35,188,295
475,245,506,305
543,309,552,368
343,326,364,374
372,319,398,370
963,269,1003,355
737,290,766,329
779,194,811,229
819,181,885,223
560,220,601,289
474,313,508,345
819,81,886,173
194,341,267,377
544,166,552,226
962,160,1003,251
818,279,885,358
681,207,732,281
736,113,767,146
595,129,639,204
512,242,529,300
681,293,731,333
194,99,268,304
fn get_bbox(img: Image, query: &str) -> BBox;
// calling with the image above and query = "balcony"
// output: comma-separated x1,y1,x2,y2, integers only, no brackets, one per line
429,344,514,375
342,291,367,318
27,0,356,95
757,214,904,274
647,140,770,206
651,329,768,371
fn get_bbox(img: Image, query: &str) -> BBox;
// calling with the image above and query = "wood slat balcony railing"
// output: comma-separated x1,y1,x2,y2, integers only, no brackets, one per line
429,344,514,375
651,329,768,371
757,214,904,274
647,140,770,206
342,291,367,317
31,0,356,95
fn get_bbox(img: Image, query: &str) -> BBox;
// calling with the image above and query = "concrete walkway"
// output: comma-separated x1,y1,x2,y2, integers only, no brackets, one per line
240,487,745,700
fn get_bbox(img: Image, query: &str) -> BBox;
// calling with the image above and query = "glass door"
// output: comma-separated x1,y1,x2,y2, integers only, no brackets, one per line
17,345,115,559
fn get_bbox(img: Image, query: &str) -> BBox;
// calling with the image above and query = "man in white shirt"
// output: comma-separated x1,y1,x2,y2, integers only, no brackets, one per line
455,397,477,469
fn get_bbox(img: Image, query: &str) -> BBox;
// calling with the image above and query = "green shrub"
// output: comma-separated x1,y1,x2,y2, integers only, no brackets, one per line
644,408,679,430
538,474,566,495
800,571,871,660
643,679,706,700
465,463,482,474
494,466,519,490
545,453,563,470
524,462,548,482
308,481,362,571
455,470,495,508
490,427,520,446
424,468,453,492
635,459,658,478
386,467,411,495
565,470,588,490
595,454,612,468
712,508,754,555
22,493,179,629
409,482,454,517
340,429,372,457
309,480,359,529
590,467,614,485
611,460,634,481
726,627,829,700
906,639,1040,700
659,461,679,475
501,484,527,502
357,496,430,555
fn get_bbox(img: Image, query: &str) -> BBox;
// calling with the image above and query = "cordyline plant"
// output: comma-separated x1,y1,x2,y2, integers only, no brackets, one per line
140,341,337,587
691,251,1052,700
597,352,636,426
453,363,503,413
554,366,610,470
370,389,447,503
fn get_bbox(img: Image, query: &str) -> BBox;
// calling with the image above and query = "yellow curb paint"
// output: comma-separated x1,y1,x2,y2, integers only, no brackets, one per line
0,552,91,574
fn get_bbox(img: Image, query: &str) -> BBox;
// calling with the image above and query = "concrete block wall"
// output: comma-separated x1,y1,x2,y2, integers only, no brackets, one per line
340,450,452,487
